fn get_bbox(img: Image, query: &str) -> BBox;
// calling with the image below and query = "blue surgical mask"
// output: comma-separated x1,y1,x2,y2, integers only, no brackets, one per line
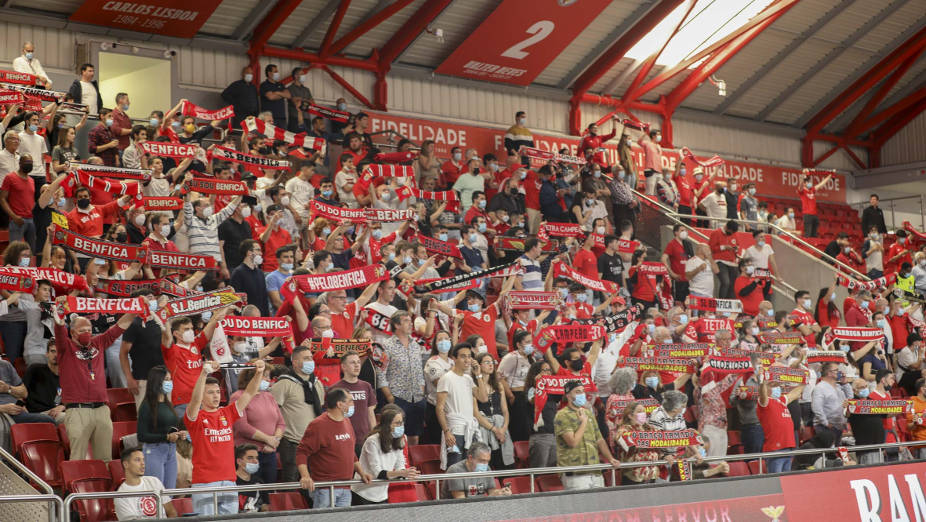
858,388,870,398
474,463,489,473
105,119,113,127
572,393,587,407
121,104,130,112
876,318,886,328
149,118,159,127
437,339,452,353
770,387,782,399
468,303,480,313
338,102,347,111
523,344,534,356
322,226,331,236
171,120,181,129
259,380,271,391
478,223,487,233
245,462,260,474
618,171,626,181
860,300,869,310
646,323,655,334
766,309,774,317
840,344,851,353
28,124,38,133
404,255,413,264
281,263,294,271
201,311,212,321
392,425,405,439
645,376,659,389
576,293,587,303
417,258,425,267
468,233,478,243
757,239,765,248
161,380,173,394
438,233,448,242
558,287,569,298
698,447,707,458
345,405,355,418
301,360,315,375
830,292,836,301
372,229,383,240
322,189,333,198
387,252,395,262
478,200,486,209
25,52,34,60
608,333,617,344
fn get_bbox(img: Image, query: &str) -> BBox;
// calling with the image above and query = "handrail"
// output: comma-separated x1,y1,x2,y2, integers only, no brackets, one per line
0,493,63,522
60,439,926,517
0,446,53,495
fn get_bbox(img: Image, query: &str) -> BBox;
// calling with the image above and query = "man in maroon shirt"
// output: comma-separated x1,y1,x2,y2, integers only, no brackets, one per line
297,388,372,507
110,92,133,151
54,299,137,461
0,154,37,250
87,108,120,166
662,224,691,303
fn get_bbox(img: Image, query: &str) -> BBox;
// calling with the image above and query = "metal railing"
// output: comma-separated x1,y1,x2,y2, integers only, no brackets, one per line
0,446,61,522
848,195,925,231
58,439,926,518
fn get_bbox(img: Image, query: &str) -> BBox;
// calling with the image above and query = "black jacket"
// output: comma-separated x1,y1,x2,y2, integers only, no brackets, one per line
861,206,887,235
67,79,103,114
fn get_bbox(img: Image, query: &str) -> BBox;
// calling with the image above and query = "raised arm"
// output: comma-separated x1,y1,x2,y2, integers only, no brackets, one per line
186,360,218,422
234,359,267,412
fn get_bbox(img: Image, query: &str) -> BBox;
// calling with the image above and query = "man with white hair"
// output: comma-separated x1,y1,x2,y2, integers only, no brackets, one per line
12,42,52,88
694,330,740,456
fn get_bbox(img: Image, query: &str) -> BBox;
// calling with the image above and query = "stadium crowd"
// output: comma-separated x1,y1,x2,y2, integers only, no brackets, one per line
0,42,923,517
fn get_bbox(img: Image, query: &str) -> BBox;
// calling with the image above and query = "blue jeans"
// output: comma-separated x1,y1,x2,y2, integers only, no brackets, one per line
0,321,26,362
313,487,351,508
105,336,126,388
144,442,178,489
740,423,764,455
258,450,278,484
767,450,792,473
10,411,55,424
192,480,237,515
9,217,35,251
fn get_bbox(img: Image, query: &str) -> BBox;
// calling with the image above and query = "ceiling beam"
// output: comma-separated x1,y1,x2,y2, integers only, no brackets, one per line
713,0,859,115
292,0,340,49
755,0,912,123
328,0,415,56
320,0,354,58
249,0,304,53
232,0,280,40
860,87,926,135
828,65,926,131
377,0,453,68
556,0,660,90
853,68,926,132
872,96,926,148
844,50,925,136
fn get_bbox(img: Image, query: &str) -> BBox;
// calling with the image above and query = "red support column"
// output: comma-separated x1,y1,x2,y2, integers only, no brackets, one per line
661,109,674,149
329,0,416,56
321,0,354,58
373,71,387,111
320,65,376,109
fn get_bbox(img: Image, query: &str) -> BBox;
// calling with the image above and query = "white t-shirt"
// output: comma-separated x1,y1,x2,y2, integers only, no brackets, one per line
744,243,774,270
335,169,358,207
284,176,315,219
437,370,475,431
17,130,48,178
80,80,99,115
114,476,169,520
685,256,713,297
497,351,531,389
700,192,727,222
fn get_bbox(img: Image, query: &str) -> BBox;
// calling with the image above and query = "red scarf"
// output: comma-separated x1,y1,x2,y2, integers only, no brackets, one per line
0,266,88,292
140,197,183,211
837,273,896,291
539,222,585,239
188,177,248,195
138,141,199,158
552,262,618,293
220,316,292,337
650,343,711,358
0,69,36,85
417,233,462,259
66,296,147,316
146,251,217,271
308,338,371,357
154,290,243,323
374,151,417,163
1,82,61,101
182,100,234,120
241,118,325,151
209,146,290,171
71,163,151,181
507,291,558,310
395,185,460,212
309,200,417,223
705,355,754,374
305,103,349,123
618,357,696,373
533,374,596,423
686,296,743,314
519,145,586,166
0,89,25,104
95,278,188,298
52,226,146,262
680,147,724,168
829,327,883,342
0,273,35,292
767,365,809,386
364,164,415,178
805,350,847,364
285,265,389,295
70,170,140,196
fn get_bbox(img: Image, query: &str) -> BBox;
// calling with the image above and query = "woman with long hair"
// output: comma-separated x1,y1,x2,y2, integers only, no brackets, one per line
422,330,453,444
524,359,555,467
352,404,419,505
498,329,534,442
136,365,185,489
230,361,285,484
51,125,80,174
612,401,661,484
475,352,513,469
815,282,841,329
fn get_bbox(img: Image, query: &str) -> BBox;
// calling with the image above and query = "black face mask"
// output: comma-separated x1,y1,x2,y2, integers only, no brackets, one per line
258,146,272,155
116,232,127,242
570,359,584,371
77,198,91,209
509,188,518,196
472,167,480,175
21,162,33,174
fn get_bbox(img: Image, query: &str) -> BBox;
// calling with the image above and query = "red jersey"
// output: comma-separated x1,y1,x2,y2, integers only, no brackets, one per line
674,173,694,207
67,200,123,237
734,276,763,316
187,403,242,484
464,206,489,225
797,186,817,215
297,413,358,481
579,130,616,166
574,302,593,319
757,397,795,451
141,237,179,253
889,315,911,350
163,333,207,406
460,306,500,360
573,248,598,279
885,243,912,275
508,319,536,351
684,317,734,343
628,266,658,302
522,170,540,210
255,226,292,272
439,160,467,188
330,302,358,339
663,239,688,281
789,308,818,347
366,231,396,265
708,228,737,264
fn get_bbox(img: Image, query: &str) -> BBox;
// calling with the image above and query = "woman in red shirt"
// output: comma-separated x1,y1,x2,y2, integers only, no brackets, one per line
814,282,841,330
627,249,660,311
734,260,767,316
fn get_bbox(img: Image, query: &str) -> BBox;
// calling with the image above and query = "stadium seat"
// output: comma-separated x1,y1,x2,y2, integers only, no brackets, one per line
108,459,125,487
60,460,115,522
11,422,58,450
799,426,816,444
268,491,309,512
726,461,751,477
172,497,193,516
413,482,432,501
16,438,65,488
535,474,564,492
58,423,71,458
513,440,530,468
107,387,134,405
111,402,138,422
417,460,443,476
407,444,441,466
111,420,138,460
503,475,534,494
727,430,743,454
746,460,764,475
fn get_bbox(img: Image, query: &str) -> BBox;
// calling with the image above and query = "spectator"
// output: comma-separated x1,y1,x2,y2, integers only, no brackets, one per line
13,41,52,88
554,380,620,490
504,111,533,158
0,132,20,185
757,377,803,473
580,120,618,171
332,351,378,453
811,362,848,442
287,67,313,132
598,235,626,290
453,159,486,212
259,64,291,128
739,183,759,224
271,346,325,483
0,355,52,424
734,259,769,316
662,224,692,303
110,93,133,150
161,310,228,418
0,155,37,251
114,447,177,520
353,403,420,504
744,229,779,278
815,281,841,330
612,401,660,484
183,186,242,277
823,232,851,264
23,340,64,423
235,444,269,512
731,371,763,454
222,67,260,128
885,230,912,275
229,363,285,484
797,169,832,238
378,311,427,444
218,201,254,271
724,178,739,221
87,108,120,166
637,129,663,195
442,441,512,499
709,220,740,299
698,181,727,229
475,351,513,469
67,63,102,116
774,207,799,235
186,359,265,515
847,378,885,465
120,125,145,169
906,377,926,457
436,343,478,468
693,341,739,456
861,194,887,236
136,365,185,489
862,227,885,279
297,388,373,508
791,290,823,347
119,289,166,408
499,330,536,442
439,146,467,189
230,239,270,316
539,165,567,221
56,306,137,461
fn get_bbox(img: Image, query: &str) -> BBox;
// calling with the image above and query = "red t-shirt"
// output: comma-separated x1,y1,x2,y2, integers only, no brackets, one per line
889,315,910,350
1,173,35,218
365,231,396,265
797,186,817,215
628,266,658,302
663,239,688,281
337,148,366,173
276,296,313,345
757,397,795,451
439,160,467,188
141,237,179,253
297,413,358,481
330,302,358,339
816,297,840,330
508,319,536,351
523,170,540,210
789,308,818,347
734,276,763,316
885,243,912,275
674,173,693,207
708,228,737,264
573,248,598,280
67,200,122,237
684,317,734,343
162,333,208,406
255,226,292,272
464,206,488,225
186,403,242,484
460,306,500,359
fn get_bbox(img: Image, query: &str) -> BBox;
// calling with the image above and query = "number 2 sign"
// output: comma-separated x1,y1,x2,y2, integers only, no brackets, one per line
434,0,612,86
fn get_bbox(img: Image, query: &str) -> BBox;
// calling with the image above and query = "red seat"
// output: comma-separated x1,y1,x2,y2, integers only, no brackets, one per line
110,402,138,422
268,491,309,512
18,439,65,488
535,474,563,492
107,387,134,405
57,423,71,458
171,497,193,516
108,459,125,487
503,475,534,494
799,426,816,444
727,430,743,454
746,460,764,475
417,460,443,475
61,460,115,522
413,482,432,501
513,440,530,468
111,420,137,460
11,422,58,449
726,461,751,477
407,444,441,466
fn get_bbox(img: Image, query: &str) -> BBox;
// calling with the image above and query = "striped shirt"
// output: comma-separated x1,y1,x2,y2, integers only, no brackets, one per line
518,255,543,291
183,198,238,261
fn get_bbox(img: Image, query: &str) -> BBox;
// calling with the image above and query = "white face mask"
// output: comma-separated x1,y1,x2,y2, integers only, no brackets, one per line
271,72,281,82
244,73,254,82
596,226,605,235
678,231,688,241
280,196,290,206
240,206,252,218
181,330,195,344
159,224,171,237
202,206,214,219
134,214,145,227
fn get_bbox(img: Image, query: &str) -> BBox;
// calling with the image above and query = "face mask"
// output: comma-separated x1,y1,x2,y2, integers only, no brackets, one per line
860,300,869,310
161,380,173,394
501,214,510,223
245,462,260,474
570,359,584,371
469,233,478,243
116,232,127,242
337,102,347,111
488,163,499,172
876,318,886,328
149,117,159,127
417,258,425,267
805,182,812,189
244,73,254,82
646,323,655,334
477,223,487,233
749,188,756,195
278,195,290,207
322,226,332,236
757,238,767,248
321,329,335,339
618,171,626,181
160,224,172,237
802,299,812,309
387,252,395,262
519,171,527,180
474,462,490,472
883,306,890,315
201,207,214,218
857,387,870,398
105,119,113,127
595,226,606,235
475,344,487,354
521,344,535,356
645,376,659,389
121,104,130,112
181,330,195,344
301,360,315,375
452,152,462,162
240,206,252,218
28,124,38,133
25,52,34,60
437,339,452,353
171,120,181,130
234,341,247,353
253,253,264,265
750,326,759,336
770,387,782,399
608,333,617,344
695,174,703,182
93,258,107,266
766,309,775,317
370,229,383,240
345,405,355,418
839,344,851,353
392,425,405,439
281,263,294,271
57,197,67,207
558,287,569,298
322,189,333,198
271,72,281,81
788,212,795,219
468,303,481,313
678,314,689,325
438,233,448,242
572,393,587,407
403,255,412,264
477,199,487,210
576,293,588,303
77,198,90,209
18,257,30,267
259,380,271,392
381,191,391,202
698,447,707,458
147,299,158,313
76,331,93,345
593,170,601,178
746,266,755,275
517,118,526,126
631,411,648,425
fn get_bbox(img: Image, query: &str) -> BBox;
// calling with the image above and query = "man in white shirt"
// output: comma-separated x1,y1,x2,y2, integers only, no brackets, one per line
436,343,478,468
114,447,177,520
284,164,315,222
12,42,52,88
685,243,718,298
66,63,102,116
743,229,779,274
775,207,799,235
0,132,19,186
698,182,728,229
17,112,48,183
